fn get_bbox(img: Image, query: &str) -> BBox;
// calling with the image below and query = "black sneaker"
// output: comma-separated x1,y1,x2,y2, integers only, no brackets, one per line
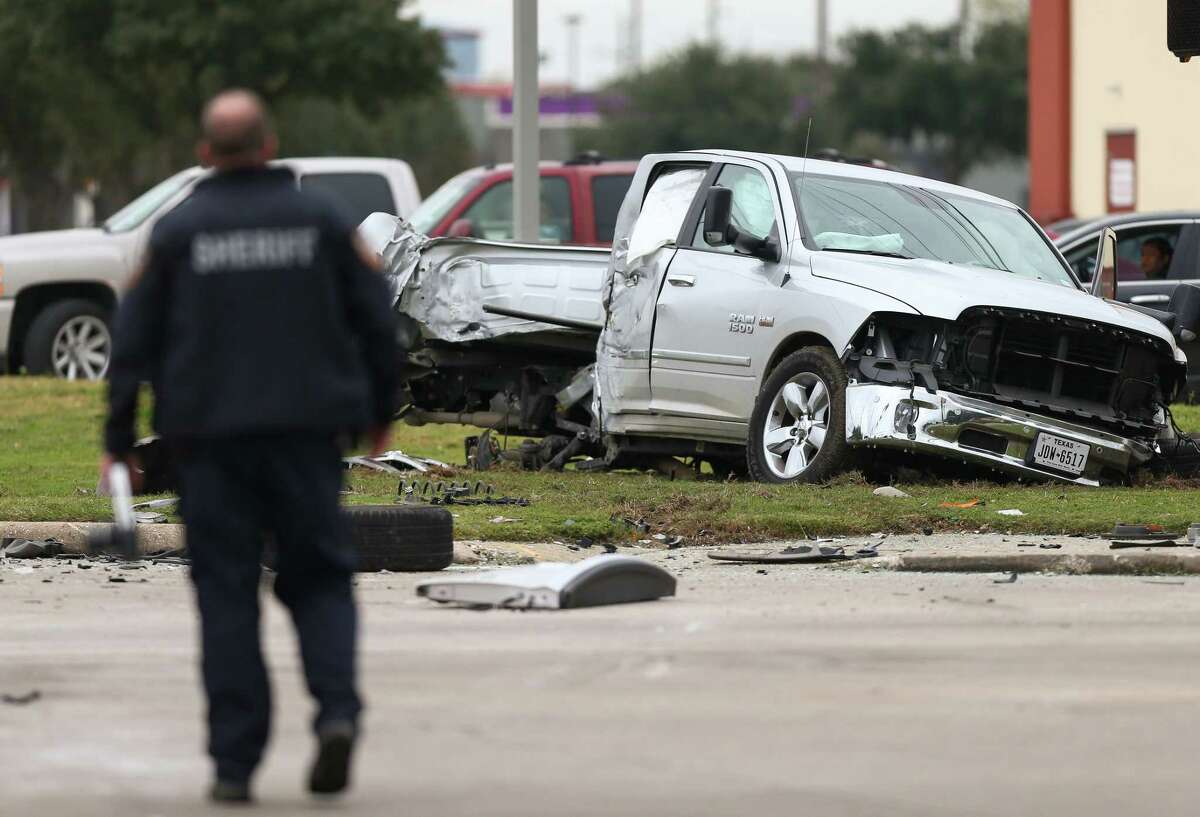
308,720,357,796
209,779,252,805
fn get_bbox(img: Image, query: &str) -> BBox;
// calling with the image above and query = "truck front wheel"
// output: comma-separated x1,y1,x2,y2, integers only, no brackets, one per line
746,347,851,484
23,299,113,380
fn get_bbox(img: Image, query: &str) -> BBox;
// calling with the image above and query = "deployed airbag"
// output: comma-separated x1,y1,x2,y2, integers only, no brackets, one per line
815,231,905,254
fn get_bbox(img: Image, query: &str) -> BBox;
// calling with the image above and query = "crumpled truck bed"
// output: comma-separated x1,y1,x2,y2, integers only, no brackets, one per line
360,213,611,344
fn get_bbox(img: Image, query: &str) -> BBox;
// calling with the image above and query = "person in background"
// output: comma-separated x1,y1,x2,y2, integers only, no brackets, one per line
101,89,398,804
1141,237,1174,280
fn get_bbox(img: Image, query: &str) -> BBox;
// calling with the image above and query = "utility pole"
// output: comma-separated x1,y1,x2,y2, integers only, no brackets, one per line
512,0,540,242
958,0,971,56
816,0,829,63
628,0,642,72
565,13,582,90
565,13,581,138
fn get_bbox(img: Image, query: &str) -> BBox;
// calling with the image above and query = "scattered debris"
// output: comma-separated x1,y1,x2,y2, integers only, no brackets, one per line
416,554,676,609
131,497,180,512
994,572,1019,584
108,576,127,583
1,538,64,558
939,499,983,509
872,486,910,498
1142,580,1186,586
1109,541,1189,550
345,450,450,474
611,515,652,533
1017,542,1037,547
1189,523,1200,545
1,690,41,706
1038,543,1062,549
997,509,1025,516
666,536,685,549
1109,523,1182,542
489,516,519,524
708,544,853,564
135,512,168,524
396,478,530,506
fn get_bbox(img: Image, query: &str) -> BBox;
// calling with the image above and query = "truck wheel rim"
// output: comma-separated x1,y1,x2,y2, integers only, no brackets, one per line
763,372,830,479
52,316,111,381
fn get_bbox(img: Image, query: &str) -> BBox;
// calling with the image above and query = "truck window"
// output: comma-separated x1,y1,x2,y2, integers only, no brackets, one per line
591,174,634,243
300,172,396,224
460,177,573,243
690,164,777,254
103,170,197,233
626,165,708,262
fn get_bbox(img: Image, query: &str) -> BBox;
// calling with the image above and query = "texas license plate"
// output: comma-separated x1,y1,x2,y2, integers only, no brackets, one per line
1031,433,1090,475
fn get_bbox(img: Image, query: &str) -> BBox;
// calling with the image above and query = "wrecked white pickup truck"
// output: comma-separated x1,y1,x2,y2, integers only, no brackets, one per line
361,150,1200,486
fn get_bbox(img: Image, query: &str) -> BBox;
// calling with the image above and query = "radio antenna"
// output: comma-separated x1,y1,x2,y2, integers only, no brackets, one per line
797,117,814,237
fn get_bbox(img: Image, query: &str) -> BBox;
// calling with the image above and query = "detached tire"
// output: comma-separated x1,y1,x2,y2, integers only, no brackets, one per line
746,347,851,484
24,299,113,380
346,504,453,572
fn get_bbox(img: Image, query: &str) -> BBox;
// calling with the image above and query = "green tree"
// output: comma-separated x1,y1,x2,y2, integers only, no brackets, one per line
0,0,463,230
833,18,1027,182
276,93,473,196
590,46,836,160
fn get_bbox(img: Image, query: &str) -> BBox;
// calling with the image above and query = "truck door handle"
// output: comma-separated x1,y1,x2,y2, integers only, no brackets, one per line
1130,294,1170,305
667,274,696,287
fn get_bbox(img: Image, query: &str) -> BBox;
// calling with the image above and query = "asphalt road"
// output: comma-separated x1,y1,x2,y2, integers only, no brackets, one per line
2,551,1198,816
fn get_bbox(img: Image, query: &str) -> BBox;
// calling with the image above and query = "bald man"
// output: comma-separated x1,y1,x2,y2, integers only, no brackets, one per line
102,90,397,803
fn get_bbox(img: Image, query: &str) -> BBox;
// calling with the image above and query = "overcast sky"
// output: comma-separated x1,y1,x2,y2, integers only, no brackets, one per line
408,0,965,88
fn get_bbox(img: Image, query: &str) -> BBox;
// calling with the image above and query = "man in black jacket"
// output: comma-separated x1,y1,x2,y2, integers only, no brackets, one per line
101,89,398,804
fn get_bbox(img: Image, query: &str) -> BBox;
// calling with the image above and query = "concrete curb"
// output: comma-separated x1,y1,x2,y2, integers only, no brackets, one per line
0,521,569,567
9,521,1200,575
873,551,1200,576
1,520,186,556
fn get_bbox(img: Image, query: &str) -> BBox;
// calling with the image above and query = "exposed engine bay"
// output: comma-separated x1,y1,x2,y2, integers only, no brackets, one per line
846,309,1184,439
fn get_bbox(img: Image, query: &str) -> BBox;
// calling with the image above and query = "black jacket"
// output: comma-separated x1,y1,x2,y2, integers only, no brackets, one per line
104,166,398,455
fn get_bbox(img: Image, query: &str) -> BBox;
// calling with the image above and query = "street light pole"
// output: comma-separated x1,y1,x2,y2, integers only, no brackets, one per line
565,13,581,135
513,0,540,242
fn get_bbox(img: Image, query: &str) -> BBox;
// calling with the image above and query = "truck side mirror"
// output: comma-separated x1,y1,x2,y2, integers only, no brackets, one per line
1090,227,1118,301
448,218,475,238
703,186,733,246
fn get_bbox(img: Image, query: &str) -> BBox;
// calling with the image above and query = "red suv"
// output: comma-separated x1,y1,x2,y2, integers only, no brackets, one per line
407,154,637,247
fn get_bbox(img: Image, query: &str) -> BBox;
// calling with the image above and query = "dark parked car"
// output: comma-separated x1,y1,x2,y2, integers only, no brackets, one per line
1055,211,1200,398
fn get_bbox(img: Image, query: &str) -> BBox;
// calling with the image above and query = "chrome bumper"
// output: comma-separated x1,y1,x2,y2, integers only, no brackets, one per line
844,383,1155,486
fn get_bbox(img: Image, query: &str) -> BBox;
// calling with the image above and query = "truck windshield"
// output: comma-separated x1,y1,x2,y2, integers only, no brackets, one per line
791,173,1075,289
408,169,486,234
103,170,197,233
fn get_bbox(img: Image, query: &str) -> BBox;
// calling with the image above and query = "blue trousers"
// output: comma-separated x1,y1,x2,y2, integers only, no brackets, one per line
176,435,362,783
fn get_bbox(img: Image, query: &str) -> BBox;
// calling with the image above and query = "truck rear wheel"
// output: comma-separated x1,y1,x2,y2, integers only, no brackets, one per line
23,299,112,380
746,347,851,484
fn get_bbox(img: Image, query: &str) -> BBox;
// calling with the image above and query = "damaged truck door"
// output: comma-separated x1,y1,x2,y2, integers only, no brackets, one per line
366,150,1200,486
649,161,785,426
